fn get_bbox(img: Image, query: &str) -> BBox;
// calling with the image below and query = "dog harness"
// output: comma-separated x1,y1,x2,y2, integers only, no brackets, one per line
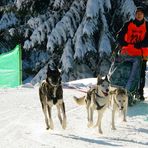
91,89,106,110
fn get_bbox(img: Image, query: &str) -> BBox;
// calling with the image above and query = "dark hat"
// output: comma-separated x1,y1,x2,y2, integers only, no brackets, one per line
136,6,145,14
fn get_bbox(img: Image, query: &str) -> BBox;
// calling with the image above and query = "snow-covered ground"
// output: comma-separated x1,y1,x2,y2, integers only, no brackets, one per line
0,78,148,148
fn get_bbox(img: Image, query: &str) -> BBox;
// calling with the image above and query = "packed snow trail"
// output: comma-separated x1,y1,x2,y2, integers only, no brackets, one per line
0,80,148,148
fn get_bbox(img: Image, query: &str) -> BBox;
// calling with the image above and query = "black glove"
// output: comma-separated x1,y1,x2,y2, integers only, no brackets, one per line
134,42,142,49
119,41,128,46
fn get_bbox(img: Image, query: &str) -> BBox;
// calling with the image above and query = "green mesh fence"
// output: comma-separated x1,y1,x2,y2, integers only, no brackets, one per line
0,45,22,88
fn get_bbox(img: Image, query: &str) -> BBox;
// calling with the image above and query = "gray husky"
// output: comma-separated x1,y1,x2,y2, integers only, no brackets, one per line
74,75,110,134
110,87,128,130
39,66,66,130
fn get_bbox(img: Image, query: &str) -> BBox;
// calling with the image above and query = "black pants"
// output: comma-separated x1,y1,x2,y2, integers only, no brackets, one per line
139,60,147,96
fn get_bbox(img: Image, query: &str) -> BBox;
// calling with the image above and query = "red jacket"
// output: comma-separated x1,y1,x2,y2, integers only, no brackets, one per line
117,19,148,60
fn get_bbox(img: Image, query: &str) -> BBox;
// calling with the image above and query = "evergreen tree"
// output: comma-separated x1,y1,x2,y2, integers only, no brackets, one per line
0,0,147,83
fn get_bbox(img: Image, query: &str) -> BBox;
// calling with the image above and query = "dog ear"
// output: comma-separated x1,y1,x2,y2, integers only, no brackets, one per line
110,89,117,95
47,65,52,75
53,66,61,75
51,63,61,73
58,68,61,73
115,88,118,94
97,75,102,85
124,88,128,95
105,75,108,80
105,75,110,82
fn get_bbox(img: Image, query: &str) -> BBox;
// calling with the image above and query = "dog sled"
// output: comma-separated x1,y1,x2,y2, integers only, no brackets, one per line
108,55,142,106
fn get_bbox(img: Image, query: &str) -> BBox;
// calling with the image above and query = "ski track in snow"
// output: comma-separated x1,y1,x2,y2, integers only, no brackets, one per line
0,84,148,148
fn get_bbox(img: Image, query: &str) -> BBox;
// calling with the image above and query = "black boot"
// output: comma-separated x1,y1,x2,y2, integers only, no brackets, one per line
139,95,145,101
138,89,145,101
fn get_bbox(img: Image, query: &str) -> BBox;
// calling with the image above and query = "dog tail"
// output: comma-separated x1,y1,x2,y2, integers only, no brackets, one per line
73,96,86,105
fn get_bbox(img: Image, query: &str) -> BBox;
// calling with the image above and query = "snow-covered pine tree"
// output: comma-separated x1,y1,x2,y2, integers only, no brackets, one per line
0,0,147,83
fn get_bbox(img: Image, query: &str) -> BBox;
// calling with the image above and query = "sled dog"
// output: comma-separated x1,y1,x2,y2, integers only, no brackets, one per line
39,66,66,130
110,87,128,130
74,75,110,134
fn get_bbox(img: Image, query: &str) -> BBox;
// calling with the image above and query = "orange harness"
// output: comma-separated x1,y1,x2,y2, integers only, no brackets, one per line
121,21,148,60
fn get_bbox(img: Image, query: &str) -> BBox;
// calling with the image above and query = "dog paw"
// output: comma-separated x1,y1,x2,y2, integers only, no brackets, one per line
98,129,103,134
49,122,54,130
123,119,127,122
62,119,67,129
111,127,116,130
49,126,54,130
62,124,66,129
46,127,50,130
87,121,93,128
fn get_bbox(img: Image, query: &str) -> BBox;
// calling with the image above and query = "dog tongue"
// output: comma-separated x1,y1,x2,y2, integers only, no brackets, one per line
103,92,108,96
